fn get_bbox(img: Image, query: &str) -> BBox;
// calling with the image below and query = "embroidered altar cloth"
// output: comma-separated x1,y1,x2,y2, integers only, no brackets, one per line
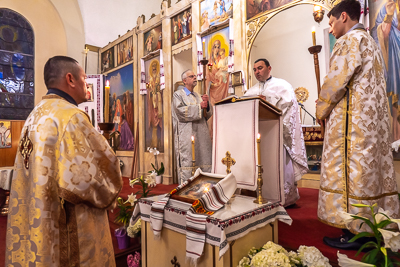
132,194,292,258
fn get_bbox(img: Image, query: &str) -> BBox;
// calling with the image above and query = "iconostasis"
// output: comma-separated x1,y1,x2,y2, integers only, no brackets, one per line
98,0,338,183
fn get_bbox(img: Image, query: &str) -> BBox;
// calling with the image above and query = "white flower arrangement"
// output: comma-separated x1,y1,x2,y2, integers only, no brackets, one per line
237,241,331,267
127,218,141,238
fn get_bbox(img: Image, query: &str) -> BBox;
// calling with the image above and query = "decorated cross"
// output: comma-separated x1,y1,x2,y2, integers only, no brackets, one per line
221,151,236,174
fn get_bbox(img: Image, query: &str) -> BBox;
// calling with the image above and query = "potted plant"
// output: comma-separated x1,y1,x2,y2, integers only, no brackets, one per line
337,202,400,267
114,194,136,250
147,147,164,184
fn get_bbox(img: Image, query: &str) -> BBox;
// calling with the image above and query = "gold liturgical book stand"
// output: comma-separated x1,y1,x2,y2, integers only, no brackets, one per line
212,96,286,206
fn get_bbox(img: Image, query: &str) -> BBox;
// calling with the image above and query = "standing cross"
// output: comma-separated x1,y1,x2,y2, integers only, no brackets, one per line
221,151,236,174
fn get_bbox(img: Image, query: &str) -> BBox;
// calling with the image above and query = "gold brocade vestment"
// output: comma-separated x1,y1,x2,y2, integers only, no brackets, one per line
316,28,400,232
6,95,122,266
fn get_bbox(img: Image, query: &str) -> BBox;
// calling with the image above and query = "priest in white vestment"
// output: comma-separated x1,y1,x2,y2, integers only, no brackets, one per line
244,58,308,206
172,70,212,183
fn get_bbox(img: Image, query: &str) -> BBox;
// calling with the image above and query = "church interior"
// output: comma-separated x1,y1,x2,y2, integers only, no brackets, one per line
1,0,400,266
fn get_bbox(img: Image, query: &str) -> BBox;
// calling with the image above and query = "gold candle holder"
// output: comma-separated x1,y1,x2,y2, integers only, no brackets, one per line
254,134,267,204
191,136,196,176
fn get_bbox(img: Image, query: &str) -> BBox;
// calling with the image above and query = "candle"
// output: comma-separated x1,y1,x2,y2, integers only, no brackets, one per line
104,80,110,123
191,136,195,161
257,133,261,165
312,26,316,46
202,39,206,59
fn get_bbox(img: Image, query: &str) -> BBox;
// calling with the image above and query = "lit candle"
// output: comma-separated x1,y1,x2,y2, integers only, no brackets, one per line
257,133,261,165
104,80,110,123
191,136,195,161
312,26,316,46
202,39,206,59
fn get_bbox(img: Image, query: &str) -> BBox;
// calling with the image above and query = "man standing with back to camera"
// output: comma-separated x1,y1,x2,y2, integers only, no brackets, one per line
6,56,122,266
316,0,399,249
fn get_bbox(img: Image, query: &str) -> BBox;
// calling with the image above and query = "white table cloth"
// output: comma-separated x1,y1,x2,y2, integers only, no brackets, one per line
0,167,13,190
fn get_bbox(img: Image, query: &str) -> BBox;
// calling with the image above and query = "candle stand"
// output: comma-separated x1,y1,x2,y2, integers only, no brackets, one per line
254,164,268,204
191,159,196,176
308,45,325,134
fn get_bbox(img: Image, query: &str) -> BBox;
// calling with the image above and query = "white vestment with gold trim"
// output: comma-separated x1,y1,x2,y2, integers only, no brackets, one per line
316,28,400,232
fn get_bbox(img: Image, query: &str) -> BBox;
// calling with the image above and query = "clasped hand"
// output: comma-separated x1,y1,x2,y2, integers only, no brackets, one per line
201,94,209,109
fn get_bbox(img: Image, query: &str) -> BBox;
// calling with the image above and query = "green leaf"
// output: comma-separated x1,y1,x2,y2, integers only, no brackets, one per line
356,242,379,257
376,220,394,229
151,163,156,171
352,215,376,230
349,231,374,243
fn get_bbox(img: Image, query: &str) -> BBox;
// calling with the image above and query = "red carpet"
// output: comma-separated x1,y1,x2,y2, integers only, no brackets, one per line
0,184,364,266
279,188,363,264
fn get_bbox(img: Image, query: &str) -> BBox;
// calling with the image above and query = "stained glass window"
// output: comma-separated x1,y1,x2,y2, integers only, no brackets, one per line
0,8,34,120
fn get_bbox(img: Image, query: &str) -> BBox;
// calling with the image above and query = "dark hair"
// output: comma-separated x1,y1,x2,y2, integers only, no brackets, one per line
44,56,80,88
254,58,270,67
327,0,361,21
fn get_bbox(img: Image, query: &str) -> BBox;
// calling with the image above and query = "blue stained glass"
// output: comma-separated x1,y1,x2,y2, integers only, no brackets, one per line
0,8,34,120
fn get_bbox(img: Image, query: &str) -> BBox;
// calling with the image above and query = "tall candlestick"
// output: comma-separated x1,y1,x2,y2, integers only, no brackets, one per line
257,133,261,165
105,80,110,123
202,39,206,60
312,26,316,46
191,136,195,161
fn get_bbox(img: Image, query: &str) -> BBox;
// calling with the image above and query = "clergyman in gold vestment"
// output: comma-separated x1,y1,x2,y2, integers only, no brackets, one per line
6,56,123,266
316,0,399,248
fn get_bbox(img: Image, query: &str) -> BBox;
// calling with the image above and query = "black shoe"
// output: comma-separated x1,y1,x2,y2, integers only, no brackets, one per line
323,233,362,250
323,231,376,251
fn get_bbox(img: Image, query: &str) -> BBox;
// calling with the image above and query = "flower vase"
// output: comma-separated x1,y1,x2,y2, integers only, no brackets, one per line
115,228,130,250
155,175,162,184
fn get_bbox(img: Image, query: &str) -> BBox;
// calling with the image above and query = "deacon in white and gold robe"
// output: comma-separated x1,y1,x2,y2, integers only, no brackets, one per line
172,88,212,183
316,25,400,232
244,77,309,206
6,94,123,266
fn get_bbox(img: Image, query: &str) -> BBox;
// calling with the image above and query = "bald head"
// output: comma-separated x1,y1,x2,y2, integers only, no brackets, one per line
44,56,80,88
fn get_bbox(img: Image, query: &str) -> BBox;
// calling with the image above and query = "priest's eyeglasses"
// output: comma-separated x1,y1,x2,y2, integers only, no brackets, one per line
187,75,196,79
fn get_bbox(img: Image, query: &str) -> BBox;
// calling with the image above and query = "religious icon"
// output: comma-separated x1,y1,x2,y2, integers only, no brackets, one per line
107,64,134,150
117,37,133,66
170,175,221,204
101,48,114,72
0,121,11,148
86,83,94,102
171,8,192,46
231,71,243,87
246,0,296,20
144,25,162,56
200,0,233,31
144,57,164,152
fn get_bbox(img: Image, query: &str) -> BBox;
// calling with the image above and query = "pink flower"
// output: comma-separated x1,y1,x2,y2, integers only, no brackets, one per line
127,252,141,267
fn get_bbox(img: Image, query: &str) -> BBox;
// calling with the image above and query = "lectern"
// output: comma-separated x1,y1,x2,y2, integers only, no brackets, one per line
212,96,285,205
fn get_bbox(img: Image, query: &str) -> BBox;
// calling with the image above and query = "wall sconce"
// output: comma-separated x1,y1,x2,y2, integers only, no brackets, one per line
313,5,325,23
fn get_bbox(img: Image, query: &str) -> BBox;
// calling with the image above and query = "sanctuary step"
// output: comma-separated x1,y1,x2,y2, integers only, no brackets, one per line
298,173,320,189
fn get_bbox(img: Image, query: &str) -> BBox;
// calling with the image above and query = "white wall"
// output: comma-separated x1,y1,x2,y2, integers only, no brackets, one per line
78,0,162,47
250,4,330,125
173,49,193,88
